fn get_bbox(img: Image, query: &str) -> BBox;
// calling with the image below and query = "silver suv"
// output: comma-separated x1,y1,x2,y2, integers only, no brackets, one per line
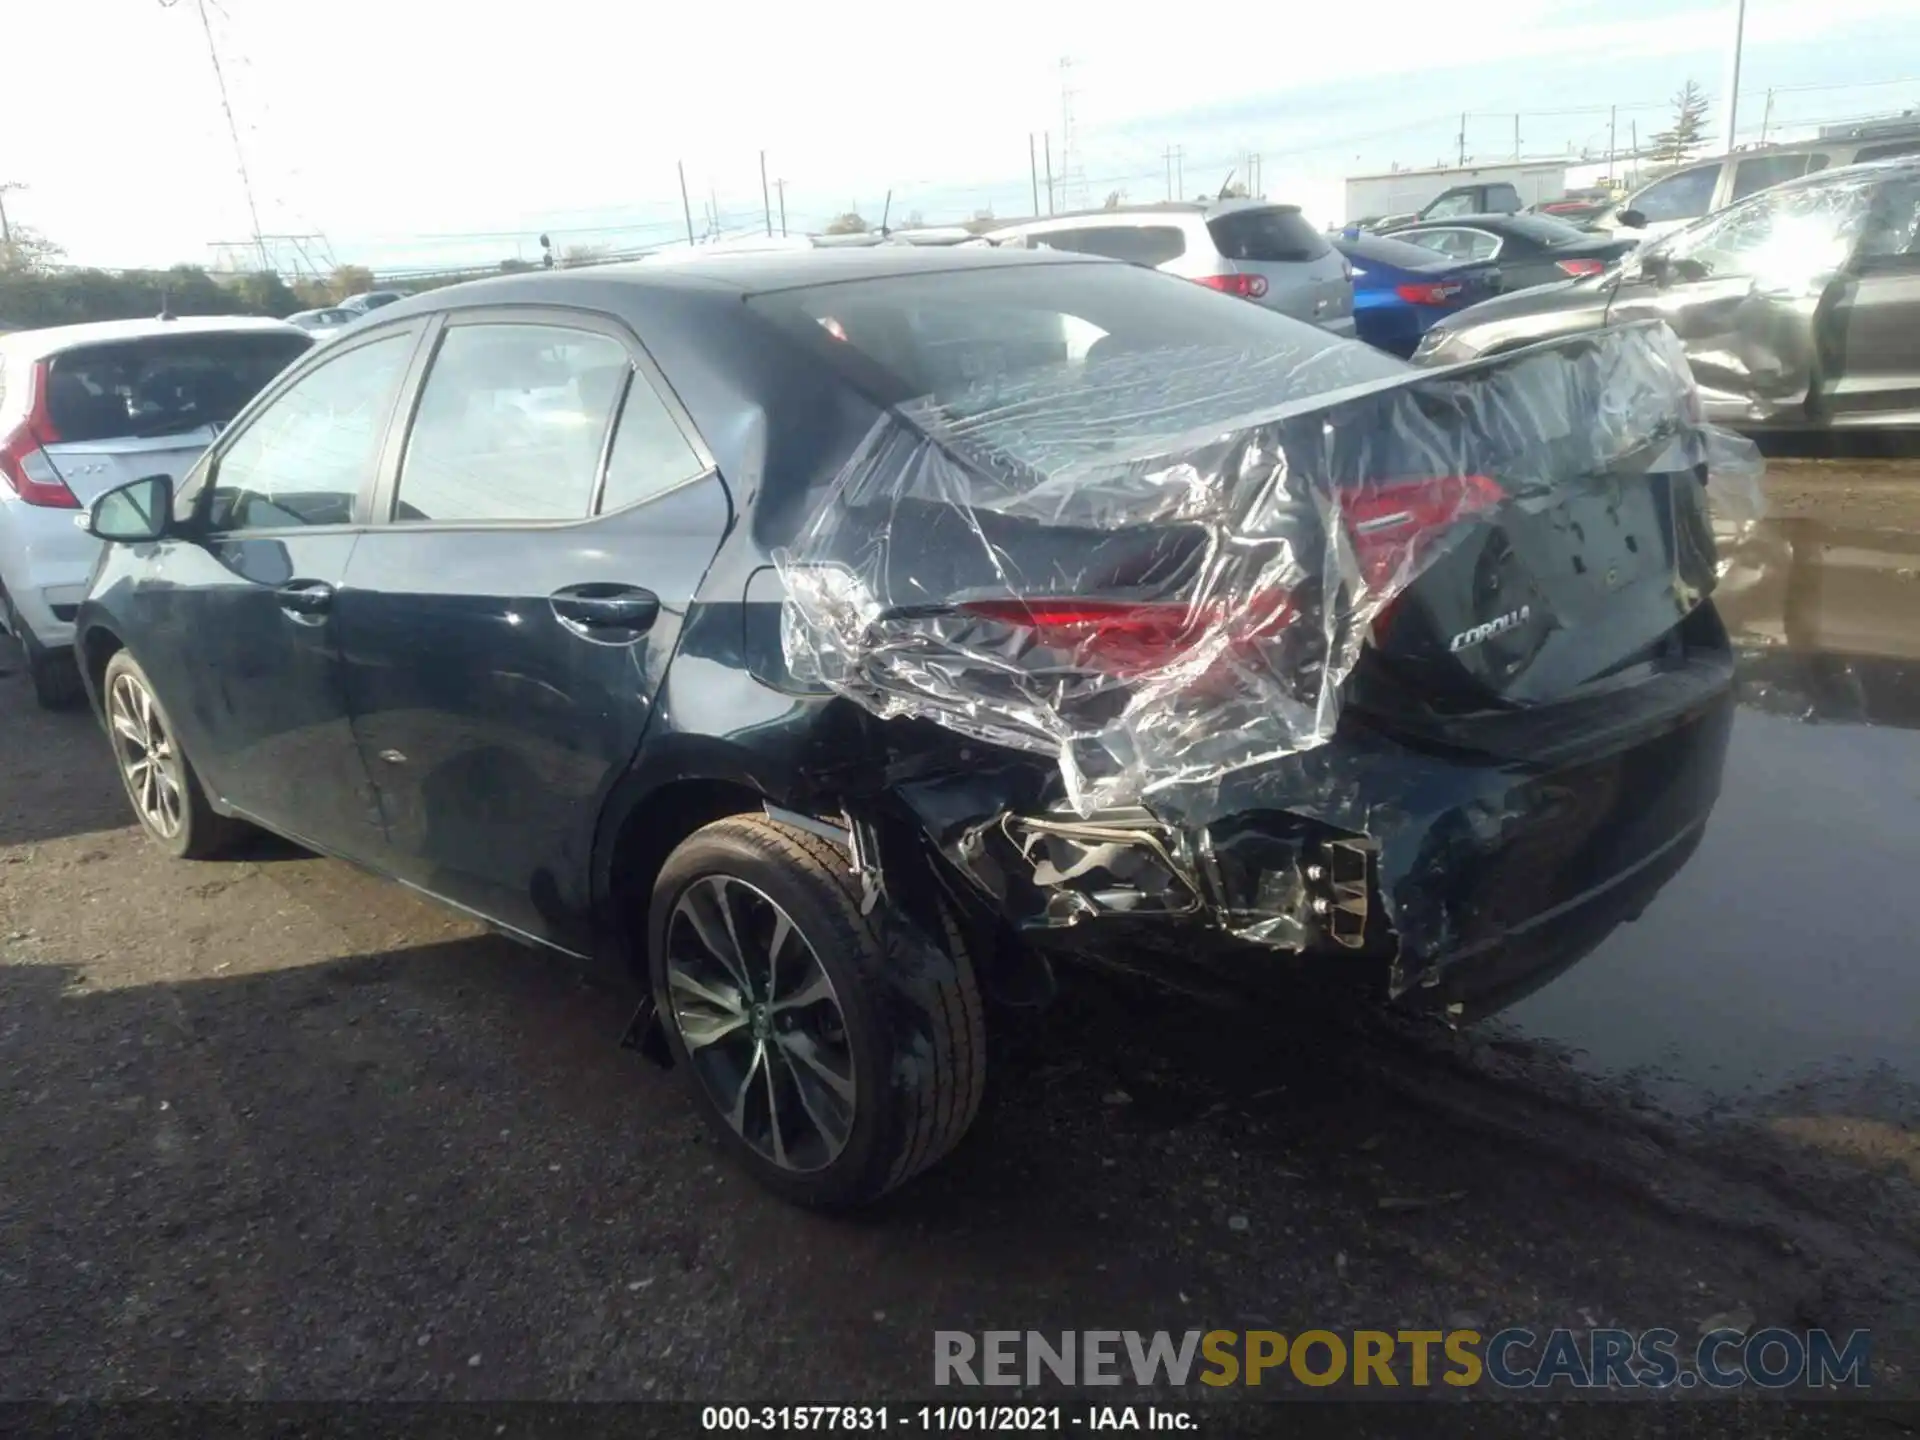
987,201,1355,335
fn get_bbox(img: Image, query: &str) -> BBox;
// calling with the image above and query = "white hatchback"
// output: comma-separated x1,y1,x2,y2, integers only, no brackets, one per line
0,315,312,705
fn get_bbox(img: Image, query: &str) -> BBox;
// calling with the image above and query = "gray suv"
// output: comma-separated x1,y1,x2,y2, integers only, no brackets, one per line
987,201,1355,335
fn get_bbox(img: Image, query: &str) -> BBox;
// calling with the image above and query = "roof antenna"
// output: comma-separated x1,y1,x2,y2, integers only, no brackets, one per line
878,189,893,237
1216,168,1237,201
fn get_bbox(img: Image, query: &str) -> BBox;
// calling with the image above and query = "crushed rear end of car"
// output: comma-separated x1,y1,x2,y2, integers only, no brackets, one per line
774,319,1765,1014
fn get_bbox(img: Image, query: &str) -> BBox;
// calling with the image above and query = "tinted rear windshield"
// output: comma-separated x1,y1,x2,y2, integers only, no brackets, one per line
747,260,1405,473
1340,233,1462,270
1206,206,1332,263
45,331,313,442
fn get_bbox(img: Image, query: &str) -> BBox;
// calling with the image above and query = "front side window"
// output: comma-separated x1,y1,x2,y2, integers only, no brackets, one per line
1631,164,1720,223
393,323,629,523
1421,193,1476,220
206,332,413,532
1651,175,1876,282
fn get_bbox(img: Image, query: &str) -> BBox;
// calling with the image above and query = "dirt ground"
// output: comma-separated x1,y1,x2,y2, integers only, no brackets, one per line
2,456,1916,1429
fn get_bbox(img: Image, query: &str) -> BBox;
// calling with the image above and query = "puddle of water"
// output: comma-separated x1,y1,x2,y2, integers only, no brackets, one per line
1492,516,1920,1115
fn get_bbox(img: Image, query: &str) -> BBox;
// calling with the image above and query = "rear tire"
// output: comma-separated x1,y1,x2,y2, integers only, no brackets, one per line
100,651,240,860
649,814,986,1209
28,647,86,710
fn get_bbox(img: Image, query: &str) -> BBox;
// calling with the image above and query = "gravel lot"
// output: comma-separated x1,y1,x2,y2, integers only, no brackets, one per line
2,454,1916,1426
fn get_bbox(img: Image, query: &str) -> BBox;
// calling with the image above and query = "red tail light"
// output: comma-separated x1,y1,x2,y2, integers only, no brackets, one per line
0,361,80,510
1555,257,1606,277
1193,273,1269,300
1345,474,1505,635
961,592,1296,679
1395,280,1466,306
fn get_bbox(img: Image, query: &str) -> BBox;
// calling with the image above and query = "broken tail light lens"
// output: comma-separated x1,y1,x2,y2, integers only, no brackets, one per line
961,592,1297,680
1555,257,1607,277
1396,280,1466,306
1345,474,1506,635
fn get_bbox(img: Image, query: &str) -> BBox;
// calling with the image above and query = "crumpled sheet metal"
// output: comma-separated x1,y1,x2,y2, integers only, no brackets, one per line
778,321,1765,814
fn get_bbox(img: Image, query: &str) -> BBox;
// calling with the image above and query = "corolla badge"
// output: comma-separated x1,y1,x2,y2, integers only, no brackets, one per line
1449,605,1532,652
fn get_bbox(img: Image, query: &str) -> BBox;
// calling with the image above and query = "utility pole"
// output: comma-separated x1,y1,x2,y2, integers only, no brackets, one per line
1631,120,1640,187
760,151,772,236
1165,145,1174,201
177,0,268,271
1044,132,1055,215
1175,145,1184,200
1030,133,1041,216
1722,0,1748,150
0,181,20,246
1760,87,1775,145
677,161,695,246
1458,112,1467,166
1608,104,1618,183
775,178,788,237
1513,114,1521,160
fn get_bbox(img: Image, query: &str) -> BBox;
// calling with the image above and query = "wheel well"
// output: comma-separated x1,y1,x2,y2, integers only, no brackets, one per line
79,626,123,701
605,778,770,978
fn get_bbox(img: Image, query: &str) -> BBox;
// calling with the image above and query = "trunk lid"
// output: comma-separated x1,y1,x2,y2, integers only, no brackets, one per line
41,429,220,506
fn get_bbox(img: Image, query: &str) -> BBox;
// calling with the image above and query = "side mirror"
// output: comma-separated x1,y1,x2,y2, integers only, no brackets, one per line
86,473,173,544
1616,209,1648,230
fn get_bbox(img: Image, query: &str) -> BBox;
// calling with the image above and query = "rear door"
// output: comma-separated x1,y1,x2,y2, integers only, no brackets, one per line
1205,206,1352,331
336,308,727,952
1824,171,1920,426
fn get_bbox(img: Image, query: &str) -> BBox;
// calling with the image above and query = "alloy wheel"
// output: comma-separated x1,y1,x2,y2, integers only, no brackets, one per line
108,672,184,839
665,875,857,1173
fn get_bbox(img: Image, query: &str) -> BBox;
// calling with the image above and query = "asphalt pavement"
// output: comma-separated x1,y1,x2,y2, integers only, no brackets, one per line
1,454,1916,1425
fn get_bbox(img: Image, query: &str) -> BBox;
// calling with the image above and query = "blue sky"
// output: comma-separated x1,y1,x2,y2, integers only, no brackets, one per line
11,0,1919,273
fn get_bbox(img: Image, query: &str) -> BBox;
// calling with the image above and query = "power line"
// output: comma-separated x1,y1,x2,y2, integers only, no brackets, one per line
174,0,268,271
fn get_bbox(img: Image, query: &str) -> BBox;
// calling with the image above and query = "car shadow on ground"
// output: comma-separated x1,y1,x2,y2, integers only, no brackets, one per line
1,927,1868,1403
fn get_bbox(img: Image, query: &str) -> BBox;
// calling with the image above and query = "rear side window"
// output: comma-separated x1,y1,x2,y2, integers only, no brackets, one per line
599,377,707,511
1031,225,1187,267
1207,207,1330,263
1858,139,1920,162
1732,153,1814,201
395,323,628,523
42,331,313,443
1485,183,1523,211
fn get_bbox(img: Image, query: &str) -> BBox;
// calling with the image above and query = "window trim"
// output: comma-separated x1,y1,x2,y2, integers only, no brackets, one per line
367,303,718,533
1406,226,1504,262
192,319,432,538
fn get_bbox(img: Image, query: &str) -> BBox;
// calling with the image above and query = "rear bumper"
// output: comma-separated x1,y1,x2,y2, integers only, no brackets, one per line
0,500,100,652
912,657,1735,1010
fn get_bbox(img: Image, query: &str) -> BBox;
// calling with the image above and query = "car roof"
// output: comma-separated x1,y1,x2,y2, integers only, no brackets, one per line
988,198,1302,231
0,314,308,358
367,244,1101,320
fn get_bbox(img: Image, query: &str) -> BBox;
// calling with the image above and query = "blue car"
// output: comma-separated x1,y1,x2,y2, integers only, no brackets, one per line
1333,233,1502,358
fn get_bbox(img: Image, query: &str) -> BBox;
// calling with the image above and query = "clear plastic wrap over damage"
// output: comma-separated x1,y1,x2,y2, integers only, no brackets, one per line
777,320,1765,820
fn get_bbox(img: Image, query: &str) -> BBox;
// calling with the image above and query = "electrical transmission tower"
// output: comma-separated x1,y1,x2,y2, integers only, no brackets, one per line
1057,57,1089,213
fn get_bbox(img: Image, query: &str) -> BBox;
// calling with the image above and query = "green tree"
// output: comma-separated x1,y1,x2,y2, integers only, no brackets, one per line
0,224,64,276
824,212,871,235
328,264,376,301
1648,80,1712,166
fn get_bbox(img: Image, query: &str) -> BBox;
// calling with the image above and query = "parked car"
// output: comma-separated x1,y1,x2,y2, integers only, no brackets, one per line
74,248,1740,1207
0,316,313,706
1387,213,1639,291
1595,119,1920,242
286,306,359,339
1332,232,1503,357
1414,156,1920,430
337,289,410,315
987,200,1355,335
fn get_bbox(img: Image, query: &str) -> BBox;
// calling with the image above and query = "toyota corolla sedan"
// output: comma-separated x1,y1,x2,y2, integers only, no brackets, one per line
74,248,1750,1207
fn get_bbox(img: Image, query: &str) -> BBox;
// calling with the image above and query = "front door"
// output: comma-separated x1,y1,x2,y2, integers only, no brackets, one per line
1607,174,1872,426
1825,171,1920,427
335,312,729,951
130,326,422,859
